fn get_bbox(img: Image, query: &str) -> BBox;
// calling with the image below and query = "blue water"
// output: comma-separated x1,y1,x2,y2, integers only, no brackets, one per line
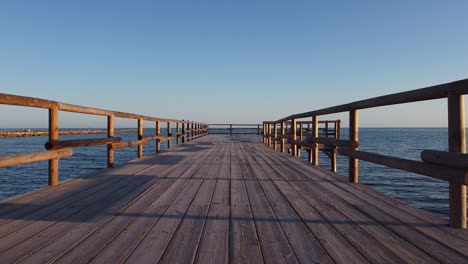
0,128,176,199
0,128,465,218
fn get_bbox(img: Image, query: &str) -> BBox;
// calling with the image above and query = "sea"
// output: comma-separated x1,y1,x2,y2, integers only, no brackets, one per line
0,128,466,219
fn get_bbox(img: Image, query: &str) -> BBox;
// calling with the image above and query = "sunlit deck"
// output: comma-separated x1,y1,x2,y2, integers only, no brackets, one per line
0,135,467,263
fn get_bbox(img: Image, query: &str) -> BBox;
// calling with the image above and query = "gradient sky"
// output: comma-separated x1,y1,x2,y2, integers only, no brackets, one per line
1,0,467,128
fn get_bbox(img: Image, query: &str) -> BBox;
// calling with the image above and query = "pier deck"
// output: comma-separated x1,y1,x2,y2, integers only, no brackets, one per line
1,135,468,263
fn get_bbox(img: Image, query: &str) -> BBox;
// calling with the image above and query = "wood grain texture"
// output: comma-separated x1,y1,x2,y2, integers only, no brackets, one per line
1,135,467,264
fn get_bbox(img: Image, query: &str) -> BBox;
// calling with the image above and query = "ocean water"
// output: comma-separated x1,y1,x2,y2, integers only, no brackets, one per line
0,128,466,218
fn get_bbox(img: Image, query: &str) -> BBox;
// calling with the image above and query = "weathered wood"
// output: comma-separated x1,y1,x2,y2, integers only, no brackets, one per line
2,135,468,262
448,93,467,229
156,121,161,153
142,135,170,141
263,151,453,263
336,120,341,139
349,109,358,183
45,137,122,150
87,146,220,264
167,122,172,149
107,115,114,168
0,149,73,168
0,129,150,138
331,147,337,172
58,102,113,116
182,120,187,144
273,123,278,150
292,119,297,157
0,93,56,109
276,78,468,122
48,106,59,186
421,150,468,170
138,118,143,158
281,122,286,153
176,122,180,145
309,137,358,149
338,148,468,185
311,115,318,165
111,139,147,150
196,160,230,263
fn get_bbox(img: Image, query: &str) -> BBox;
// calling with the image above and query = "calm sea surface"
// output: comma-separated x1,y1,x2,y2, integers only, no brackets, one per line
0,128,466,218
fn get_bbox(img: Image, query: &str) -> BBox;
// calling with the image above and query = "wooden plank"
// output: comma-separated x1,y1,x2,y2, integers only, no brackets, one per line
0,154,180,218
263,134,468,250
263,148,468,263
0,177,151,263
241,146,334,263
57,162,210,263
195,163,230,264
158,163,221,263
253,147,370,263
11,153,202,263
229,158,264,264
238,145,299,263
89,142,222,264
260,150,437,263
123,148,221,263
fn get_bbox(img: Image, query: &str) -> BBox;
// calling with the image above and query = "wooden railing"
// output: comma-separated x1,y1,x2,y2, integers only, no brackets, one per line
263,78,468,228
0,93,208,186
208,124,263,135
263,120,341,171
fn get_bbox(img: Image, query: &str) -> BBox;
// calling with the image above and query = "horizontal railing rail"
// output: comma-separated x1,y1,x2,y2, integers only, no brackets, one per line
263,78,468,228
0,93,208,187
208,123,263,135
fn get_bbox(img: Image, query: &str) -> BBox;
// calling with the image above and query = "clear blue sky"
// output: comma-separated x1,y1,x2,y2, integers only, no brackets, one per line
1,0,467,128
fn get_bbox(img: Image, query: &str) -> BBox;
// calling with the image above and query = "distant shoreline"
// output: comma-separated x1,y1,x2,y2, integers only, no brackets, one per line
0,129,148,138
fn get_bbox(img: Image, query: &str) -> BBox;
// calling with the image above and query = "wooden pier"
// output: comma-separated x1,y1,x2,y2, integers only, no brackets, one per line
0,134,467,263
1,78,468,263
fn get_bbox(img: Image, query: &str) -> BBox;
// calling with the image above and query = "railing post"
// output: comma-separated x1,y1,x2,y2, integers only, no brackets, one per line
138,118,143,158
176,122,180,145
292,119,297,157
258,124,260,135
331,120,340,173
267,124,272,147
156,121,161,153
274,123,278,150
448,92,466,228
263,123,267,144
325,122,329,137
167,121,172,149
311,116,318,165
182,121,187,143
299,122,303,157
331,148,337,173
191,122,194,140
349,110,359,183
336,120,341,140
281,122,285,153
107,115,114,167
230,124,233,135
48,105,59,186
